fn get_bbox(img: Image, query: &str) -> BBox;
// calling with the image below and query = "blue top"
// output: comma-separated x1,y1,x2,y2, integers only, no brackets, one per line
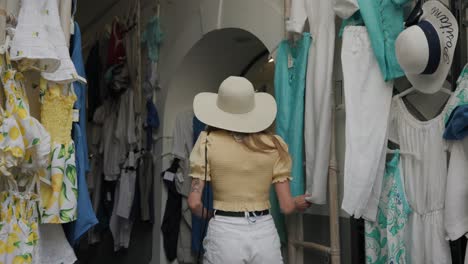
191,117,213,254
71,23,90,172
444,105,468,140
343,0,410,81
63,22,98,244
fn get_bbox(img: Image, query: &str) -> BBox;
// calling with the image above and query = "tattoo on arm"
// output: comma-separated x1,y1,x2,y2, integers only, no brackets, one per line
191,179,201,193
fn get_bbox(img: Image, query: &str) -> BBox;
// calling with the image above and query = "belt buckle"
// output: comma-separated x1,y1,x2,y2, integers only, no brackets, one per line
248,211,262,217
246,211,257,223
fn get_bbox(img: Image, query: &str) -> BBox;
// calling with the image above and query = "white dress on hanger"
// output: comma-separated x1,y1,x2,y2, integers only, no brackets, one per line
10,0,59,73
58,0,72,48
10,0,84,84
388,97,457,264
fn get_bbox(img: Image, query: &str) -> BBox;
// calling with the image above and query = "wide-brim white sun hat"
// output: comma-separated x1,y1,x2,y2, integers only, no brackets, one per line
193,76,277,133
395,0,458,94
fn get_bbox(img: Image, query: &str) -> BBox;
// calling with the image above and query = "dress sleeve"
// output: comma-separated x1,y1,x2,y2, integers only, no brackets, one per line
445,138,468,240
272,135,293,183
189,131,211,181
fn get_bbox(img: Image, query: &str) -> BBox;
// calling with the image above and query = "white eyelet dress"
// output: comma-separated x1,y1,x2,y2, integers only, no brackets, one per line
9,0,59,73
10,0,85,84
388,97,451,264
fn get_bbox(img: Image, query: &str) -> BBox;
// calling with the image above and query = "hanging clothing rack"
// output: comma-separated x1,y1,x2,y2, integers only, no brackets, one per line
284,0,341,262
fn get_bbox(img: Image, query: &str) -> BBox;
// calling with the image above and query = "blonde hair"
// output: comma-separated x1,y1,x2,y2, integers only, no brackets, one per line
206,127,289,162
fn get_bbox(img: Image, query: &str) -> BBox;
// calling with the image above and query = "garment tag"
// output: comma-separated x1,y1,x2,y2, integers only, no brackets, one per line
163,171,175,181
73,109,79,122
288,53,294,68
106,192,112,201
176,171,184,183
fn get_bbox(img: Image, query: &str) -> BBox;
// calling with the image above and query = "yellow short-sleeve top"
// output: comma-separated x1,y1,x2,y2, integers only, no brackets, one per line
189,130,292,212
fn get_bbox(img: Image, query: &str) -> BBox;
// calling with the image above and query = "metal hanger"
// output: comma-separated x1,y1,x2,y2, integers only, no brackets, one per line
395,86,453,99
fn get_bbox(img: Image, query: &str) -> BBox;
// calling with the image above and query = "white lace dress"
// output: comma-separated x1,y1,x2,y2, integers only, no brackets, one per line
388,97,467,264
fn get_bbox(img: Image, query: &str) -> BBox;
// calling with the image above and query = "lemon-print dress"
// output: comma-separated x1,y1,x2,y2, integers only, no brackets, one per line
0,105,39,264
0,54,51,178
39,80,77,224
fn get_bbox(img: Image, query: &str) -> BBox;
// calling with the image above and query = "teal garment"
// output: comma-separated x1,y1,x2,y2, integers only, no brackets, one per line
342,0,410,81
339,11,365,36
142,16,164,62
270,33,310,244
364,151,412,264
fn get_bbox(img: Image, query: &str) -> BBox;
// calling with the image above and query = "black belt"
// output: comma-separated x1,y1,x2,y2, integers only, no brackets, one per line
215,210,270,218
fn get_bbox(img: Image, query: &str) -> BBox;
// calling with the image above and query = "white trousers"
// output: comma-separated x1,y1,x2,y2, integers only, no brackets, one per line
303,0,336,205
203,214,283,264
341,26,393,220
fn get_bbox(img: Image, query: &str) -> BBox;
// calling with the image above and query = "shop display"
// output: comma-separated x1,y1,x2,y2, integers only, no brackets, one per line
0,0,467,263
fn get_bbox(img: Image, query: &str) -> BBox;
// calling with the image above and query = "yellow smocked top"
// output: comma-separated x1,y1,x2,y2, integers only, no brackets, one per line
40,81,76,145
190,130,292,212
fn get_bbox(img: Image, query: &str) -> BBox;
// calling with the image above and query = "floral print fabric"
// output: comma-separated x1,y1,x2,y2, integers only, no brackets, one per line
0,112,25,170
39,142,77,223
0,55,51,174
0,191,39,264
0,53,46,264
365,151,412,264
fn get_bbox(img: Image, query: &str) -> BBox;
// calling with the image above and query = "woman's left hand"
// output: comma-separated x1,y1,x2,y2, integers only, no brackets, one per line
294,194,312,212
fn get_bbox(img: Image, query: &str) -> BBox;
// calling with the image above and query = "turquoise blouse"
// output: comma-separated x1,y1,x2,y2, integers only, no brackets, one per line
342,0,411,81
